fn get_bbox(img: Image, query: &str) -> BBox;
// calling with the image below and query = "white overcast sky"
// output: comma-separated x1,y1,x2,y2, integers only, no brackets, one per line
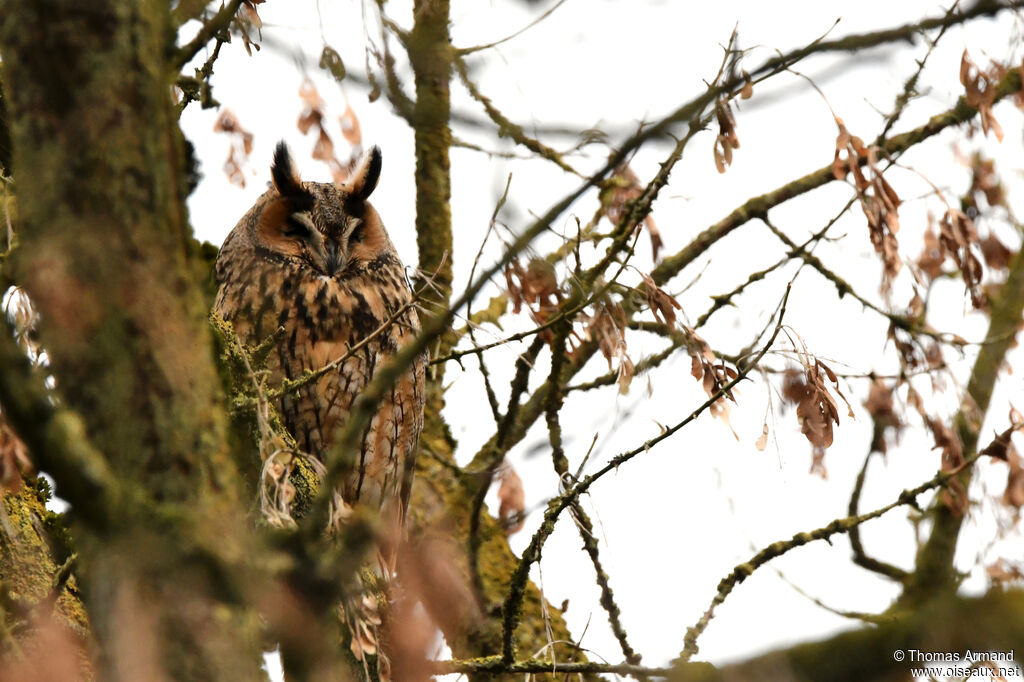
180,1,1024,677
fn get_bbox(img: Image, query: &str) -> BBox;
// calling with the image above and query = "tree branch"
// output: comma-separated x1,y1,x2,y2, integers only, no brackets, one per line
502,285,792,663
671,590,1024,682
172,0,243,71
679,451,976,661
900,218,1024,605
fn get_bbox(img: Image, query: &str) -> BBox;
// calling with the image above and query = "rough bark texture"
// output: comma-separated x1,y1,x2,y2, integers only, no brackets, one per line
0,2,263,679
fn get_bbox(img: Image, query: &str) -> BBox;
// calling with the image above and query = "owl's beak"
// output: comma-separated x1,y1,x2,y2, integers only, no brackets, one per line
325,239,344,275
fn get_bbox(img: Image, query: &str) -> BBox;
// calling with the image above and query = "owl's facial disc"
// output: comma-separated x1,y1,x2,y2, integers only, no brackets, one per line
284,211,347,276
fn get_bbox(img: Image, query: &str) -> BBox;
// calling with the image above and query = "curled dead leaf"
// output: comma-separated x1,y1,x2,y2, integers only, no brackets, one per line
917,220,945,281
639,272,681,327
987,559,1023,584
939,208,985,307
981,416,1024,462
781,361,848,473
600,163,664,260
864,379,897,427
497,466,525,534
960,51,1006,142
740,70,754,99
970,153,1006,209
755,422,769,451
339,103,362,147
1003,444,1024,508
713,98,740,174
928,416,964,471
213,109,254,187
617,350,635,395
504,258,566,344
296,79,364,184
980,232,1012,271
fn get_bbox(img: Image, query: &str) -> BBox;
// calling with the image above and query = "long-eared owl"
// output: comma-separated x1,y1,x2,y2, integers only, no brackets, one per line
214,142,425,542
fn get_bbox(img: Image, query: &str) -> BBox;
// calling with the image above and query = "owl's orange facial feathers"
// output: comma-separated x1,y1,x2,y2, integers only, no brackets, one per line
346,205,390,266
254,143,395,278
256,198,305,257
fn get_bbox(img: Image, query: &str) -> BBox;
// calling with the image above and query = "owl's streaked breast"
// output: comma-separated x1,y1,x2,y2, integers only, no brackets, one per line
212,143,425,525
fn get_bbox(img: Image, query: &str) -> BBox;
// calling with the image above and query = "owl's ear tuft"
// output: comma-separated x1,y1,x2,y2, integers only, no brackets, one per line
271,141,304,198
347,145,382,201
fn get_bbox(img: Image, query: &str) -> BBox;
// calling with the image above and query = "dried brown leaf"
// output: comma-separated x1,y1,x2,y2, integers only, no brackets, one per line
241,1,262,29
980,232,1012,271
639,273,681,327
960,51,1006,142
864,378,897,427
755,422,769,451
339,103,362,146
917,223,945,281
1003,444,1024,508
987,559,1023,584
939,208,985,307
740,70,754,99
497,466,525,534
617,351,635,395
600,163,663,260
522,258,559,301
929,417,963,467
970,154,1006,208
980,426,1016,461
298,78,322,110
213,109,254,187
312,128,335,162
781,364,845,468
645,216,664,261
690,354,703,381
588,299,627,366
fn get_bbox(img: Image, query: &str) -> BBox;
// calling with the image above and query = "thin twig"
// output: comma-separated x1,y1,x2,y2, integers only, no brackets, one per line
456,0,569,55
761,214,961,344
173,0,243,71
694,198,856,329
501,284,792,663
466,336,545,606
454,58,580,176
241,295,422,407
848,447,910,581
679,451,980,660
544,320,643,666
874,0,959,144
467,175,513,424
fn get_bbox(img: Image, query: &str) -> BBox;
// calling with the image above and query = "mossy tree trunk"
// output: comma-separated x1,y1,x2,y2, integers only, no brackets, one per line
0,1,264,679
403,2,586,677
